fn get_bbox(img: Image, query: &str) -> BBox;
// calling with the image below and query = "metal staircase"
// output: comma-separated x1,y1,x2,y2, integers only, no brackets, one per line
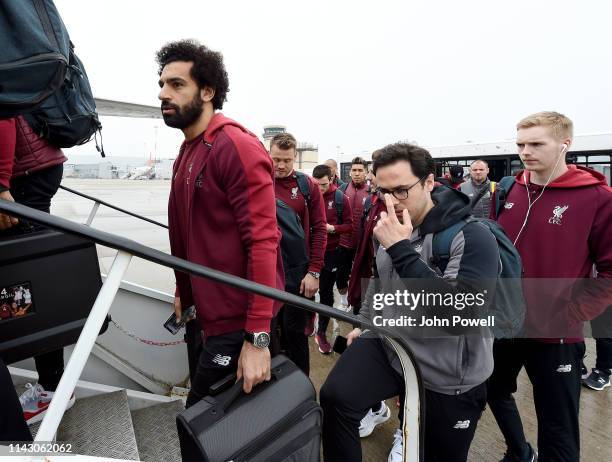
22,386,183,461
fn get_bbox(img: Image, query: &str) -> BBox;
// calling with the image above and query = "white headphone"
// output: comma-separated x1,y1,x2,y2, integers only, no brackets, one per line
513,143,568,246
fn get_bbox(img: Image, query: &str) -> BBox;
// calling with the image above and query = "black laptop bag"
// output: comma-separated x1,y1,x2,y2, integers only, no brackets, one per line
176,355,322,462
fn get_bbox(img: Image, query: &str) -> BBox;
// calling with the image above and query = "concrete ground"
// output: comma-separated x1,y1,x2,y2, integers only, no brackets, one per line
52,179,612,461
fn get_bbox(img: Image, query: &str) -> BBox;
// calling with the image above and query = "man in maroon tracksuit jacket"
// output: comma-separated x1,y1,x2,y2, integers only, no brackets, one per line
1,116,70,426
311,164,352,354
488,112,612,461
270,133,327,375
157,40,283,405
337,157,369,310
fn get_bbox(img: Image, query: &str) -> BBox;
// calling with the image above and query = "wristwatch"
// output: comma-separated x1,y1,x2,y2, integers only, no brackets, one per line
244,331,271,349
308,271,320,279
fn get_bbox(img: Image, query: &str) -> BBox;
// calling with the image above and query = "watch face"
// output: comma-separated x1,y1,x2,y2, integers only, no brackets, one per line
254,332,271,348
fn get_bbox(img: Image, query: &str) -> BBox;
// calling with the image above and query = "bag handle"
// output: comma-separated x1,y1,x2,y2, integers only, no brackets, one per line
208,358,295,411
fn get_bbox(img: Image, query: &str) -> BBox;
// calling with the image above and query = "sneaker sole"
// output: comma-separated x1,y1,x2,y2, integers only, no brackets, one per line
359,407,391,438
26,395,76,426
314,337,332,354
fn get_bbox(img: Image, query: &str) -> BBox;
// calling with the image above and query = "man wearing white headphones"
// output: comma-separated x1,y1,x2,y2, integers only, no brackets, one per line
488,112,612,461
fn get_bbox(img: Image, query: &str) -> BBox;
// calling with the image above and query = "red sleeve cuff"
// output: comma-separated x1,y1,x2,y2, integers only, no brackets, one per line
245,315,272,333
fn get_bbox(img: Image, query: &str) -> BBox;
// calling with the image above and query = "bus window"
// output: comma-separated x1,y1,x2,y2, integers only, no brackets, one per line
589,164,611,186
511,159,522,176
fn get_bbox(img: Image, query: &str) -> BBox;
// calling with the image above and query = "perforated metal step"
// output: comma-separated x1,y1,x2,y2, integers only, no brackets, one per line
131,399,184,462
57,389,139,460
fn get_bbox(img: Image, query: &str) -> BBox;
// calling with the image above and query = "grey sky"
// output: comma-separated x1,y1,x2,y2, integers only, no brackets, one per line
56,0,612,162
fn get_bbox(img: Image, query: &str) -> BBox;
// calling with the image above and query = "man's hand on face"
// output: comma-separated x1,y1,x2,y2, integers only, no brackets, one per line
236,341,271,393
326,223,335,234
300,273,319,298
0,190,18,231
373,193,413,249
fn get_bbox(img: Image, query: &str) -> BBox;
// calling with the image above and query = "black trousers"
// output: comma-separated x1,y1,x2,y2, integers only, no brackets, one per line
184,319,204,382
0,359,32,442
335,246,355,292
487,339,585,462
4,164,64,391
320,337,487,462
185,330,244,408
591,306,612,373
318,249,340,334
272,297,310,376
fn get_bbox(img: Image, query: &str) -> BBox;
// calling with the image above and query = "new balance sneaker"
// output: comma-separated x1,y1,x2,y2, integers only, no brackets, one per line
19,383,75,425
500,442,537,461
582,369,611,391
315,332,332,354
359,401,391,437
387,428,403,462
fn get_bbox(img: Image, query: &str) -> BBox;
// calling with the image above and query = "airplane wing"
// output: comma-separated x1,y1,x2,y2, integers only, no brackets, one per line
95,98,162,119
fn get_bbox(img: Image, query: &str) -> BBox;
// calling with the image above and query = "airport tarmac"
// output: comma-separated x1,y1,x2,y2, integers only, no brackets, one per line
51,179,611,461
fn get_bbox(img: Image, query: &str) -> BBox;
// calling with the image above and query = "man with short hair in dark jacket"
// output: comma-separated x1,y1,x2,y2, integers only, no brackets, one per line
270,133,327,375
460,159,492,218
321,143,499,462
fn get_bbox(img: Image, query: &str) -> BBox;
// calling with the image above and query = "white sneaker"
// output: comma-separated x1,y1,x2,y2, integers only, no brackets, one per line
387,429,403,462
359,401,391,437
19,383,75,425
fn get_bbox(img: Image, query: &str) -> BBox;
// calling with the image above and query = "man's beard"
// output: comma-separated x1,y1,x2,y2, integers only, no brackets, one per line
161,93,204,129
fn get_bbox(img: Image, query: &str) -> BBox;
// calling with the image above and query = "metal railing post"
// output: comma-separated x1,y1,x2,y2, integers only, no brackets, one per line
35,250,132,442
85,201,101,226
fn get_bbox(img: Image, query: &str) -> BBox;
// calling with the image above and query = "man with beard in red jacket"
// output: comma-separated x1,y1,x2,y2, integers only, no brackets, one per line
157,40,283,405
488,111,612,461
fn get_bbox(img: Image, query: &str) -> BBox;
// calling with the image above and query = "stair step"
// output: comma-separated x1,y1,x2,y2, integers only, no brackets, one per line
131,399,184,462
57,389,140,460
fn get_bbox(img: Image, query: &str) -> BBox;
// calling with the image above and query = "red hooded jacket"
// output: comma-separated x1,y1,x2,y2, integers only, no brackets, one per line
347,193,385,306
168,113,284,336
339,181,369,249
492,165,612,342
0,116,66,190
274,171,327,273
322,183,353,252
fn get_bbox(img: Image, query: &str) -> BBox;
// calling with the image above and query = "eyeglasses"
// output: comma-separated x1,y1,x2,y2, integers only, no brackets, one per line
376,176,426,200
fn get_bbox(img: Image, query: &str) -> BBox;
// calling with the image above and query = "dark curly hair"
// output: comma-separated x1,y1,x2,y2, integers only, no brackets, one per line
373,143,434,183
156,39,229,110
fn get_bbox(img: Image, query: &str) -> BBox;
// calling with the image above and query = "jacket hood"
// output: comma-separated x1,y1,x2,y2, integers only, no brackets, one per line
515,164,609,189
419,186,472,235
203,113,254,144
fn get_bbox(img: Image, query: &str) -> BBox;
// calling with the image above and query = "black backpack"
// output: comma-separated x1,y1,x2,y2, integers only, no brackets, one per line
0,0,102,152
333,188,344,224
0,0,69,117
431,216,526,338
276,172,311,293
493,176,516,218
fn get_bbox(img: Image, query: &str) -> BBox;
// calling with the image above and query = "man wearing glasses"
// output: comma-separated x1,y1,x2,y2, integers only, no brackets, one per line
320,143,499,462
